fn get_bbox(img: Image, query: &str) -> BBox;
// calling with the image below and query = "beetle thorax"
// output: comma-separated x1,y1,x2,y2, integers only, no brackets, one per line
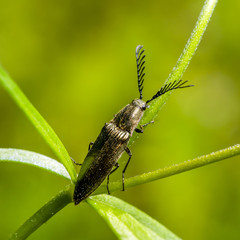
111,99,146,134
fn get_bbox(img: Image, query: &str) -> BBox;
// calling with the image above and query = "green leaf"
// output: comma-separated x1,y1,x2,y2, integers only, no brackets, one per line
87,195,181,240
9,186,73,240
0,148,71,180
130,0,218,145
0,66,77,182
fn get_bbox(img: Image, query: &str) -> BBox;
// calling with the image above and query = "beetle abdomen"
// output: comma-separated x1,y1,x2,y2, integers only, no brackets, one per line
73,123,130,205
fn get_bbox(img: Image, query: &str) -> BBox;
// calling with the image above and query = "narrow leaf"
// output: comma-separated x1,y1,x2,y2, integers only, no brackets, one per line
0,67,77,182
9,186,73,240
87,195,181,240
130,0,218,145
94,144,240,195
0,148,70,180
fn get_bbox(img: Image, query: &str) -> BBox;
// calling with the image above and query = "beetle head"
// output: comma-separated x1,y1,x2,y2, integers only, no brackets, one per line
132,99,148,111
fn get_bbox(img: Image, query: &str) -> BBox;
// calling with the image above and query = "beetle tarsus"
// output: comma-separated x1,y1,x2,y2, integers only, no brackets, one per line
122,147,132,191
107,163,120,194
71,157,82,166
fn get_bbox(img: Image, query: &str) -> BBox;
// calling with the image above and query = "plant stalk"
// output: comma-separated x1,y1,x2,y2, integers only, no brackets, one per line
95,144,240,194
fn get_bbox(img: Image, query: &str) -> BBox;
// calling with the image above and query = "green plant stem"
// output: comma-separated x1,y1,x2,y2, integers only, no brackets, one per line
0,67,77,182
9,186,73,240
130,0,218,145
95,144,240,194
11,144,239,240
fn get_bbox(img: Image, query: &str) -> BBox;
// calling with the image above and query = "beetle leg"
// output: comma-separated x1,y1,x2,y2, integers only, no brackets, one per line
71,157,82,166
122,147,132,191
107,163,120,194
88,142,94,151
135,120,154,133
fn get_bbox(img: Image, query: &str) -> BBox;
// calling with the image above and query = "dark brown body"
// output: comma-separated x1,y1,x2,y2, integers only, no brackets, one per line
73,45,192,205
73,99,146,205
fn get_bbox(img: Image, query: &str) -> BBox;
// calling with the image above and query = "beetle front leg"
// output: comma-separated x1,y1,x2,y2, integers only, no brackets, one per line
107,163,120,195
135,120,154,133
122,147,132,191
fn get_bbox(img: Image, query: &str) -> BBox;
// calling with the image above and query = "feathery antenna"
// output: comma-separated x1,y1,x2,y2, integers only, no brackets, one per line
136,45,146,99
146,80,194,104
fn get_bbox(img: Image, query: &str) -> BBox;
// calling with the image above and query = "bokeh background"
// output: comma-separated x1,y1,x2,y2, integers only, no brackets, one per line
0,0,239,239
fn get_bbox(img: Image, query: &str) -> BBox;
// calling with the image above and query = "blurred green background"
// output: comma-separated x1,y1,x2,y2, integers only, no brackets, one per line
0,0,239,239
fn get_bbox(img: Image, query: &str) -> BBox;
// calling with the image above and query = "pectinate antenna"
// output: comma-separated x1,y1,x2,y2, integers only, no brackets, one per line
136,45,146,100
146,80,194,104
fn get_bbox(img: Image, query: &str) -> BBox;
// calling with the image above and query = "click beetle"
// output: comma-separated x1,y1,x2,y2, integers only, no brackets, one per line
73,45,193,205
